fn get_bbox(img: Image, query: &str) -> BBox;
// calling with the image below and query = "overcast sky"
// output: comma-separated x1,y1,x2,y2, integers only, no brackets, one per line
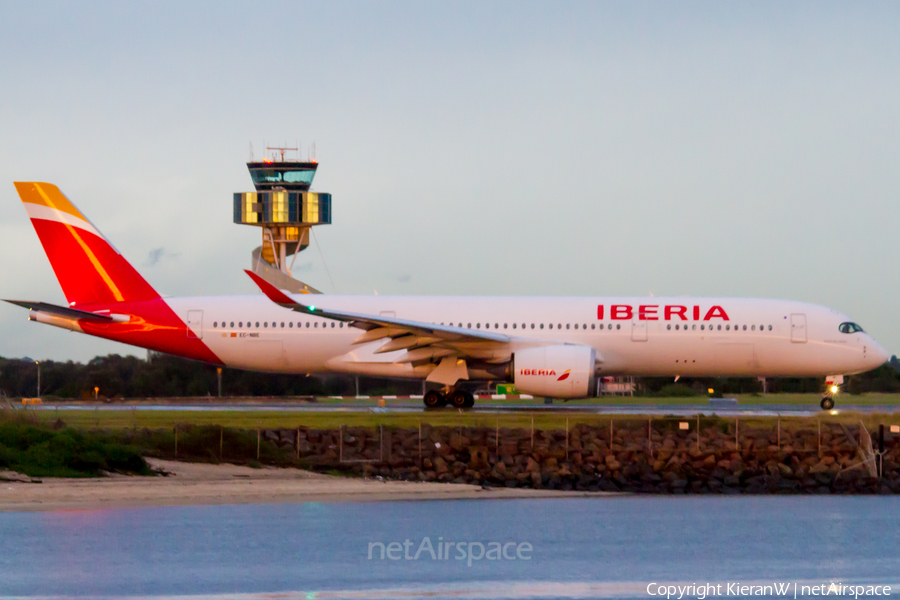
1,1,899,362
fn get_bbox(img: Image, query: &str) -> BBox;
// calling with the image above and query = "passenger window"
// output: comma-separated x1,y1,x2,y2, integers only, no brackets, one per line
539,324,544,329
512,324,517,329
264,322,268,328
717,325,722,331
314,322,318,328
495,323,499,329
504,324,508,329
667,324,672,330
591,324,595,330
305,322,310,328
477,323,481,329
692,324,696,330
616,324,621,330
768,325,772,331
255,322,260,328
331,322,335,328
566,324,570,330
531,324,535,329
231,322,235,328
751,325,755,331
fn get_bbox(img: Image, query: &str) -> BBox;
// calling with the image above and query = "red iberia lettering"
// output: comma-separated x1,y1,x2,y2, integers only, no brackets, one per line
611,305,633,320
520,369,557,376
595,303,729,322
638,305,658,320
703,305,730,321
665,305,687,321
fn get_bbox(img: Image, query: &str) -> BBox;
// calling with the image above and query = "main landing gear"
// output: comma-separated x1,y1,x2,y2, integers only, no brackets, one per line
423,389,475,409
820,396,835,410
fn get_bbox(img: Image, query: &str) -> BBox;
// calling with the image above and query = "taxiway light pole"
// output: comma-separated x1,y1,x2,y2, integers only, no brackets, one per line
217,368,223,397
35,361,40,398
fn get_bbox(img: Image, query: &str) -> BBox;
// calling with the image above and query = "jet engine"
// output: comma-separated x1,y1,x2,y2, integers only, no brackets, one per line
512,345,597,399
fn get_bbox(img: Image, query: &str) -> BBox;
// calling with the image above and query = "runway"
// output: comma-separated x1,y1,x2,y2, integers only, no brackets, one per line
29,399,900,417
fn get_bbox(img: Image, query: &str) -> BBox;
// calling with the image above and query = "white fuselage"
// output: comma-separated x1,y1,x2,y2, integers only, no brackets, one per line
165,295,889,380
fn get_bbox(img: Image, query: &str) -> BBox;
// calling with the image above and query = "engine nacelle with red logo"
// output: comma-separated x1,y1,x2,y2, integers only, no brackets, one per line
512,345,597,399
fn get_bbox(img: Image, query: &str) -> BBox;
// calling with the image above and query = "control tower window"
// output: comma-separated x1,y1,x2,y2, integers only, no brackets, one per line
250,169,316,187
839,322,864,334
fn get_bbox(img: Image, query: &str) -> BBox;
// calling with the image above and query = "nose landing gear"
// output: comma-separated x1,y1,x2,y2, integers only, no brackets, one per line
820,375,843,410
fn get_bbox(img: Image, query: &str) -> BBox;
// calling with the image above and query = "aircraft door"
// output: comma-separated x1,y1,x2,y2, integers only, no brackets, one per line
631,321,648,342
187,310,203,339
790,313,807,343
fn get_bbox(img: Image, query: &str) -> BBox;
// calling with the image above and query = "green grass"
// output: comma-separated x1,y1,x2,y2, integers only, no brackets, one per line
0,410,152,477
25,399,900,434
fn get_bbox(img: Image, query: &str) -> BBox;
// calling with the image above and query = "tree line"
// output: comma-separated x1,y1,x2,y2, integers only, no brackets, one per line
0,353,898,400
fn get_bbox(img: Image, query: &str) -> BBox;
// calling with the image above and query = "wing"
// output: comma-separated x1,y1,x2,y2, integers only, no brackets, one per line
244,270,515,374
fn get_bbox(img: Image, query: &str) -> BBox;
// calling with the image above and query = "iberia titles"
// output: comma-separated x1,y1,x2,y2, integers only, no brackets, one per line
597,305,730,321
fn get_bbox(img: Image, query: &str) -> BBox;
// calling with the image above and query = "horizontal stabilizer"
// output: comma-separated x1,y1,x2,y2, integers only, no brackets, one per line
3,300,116,321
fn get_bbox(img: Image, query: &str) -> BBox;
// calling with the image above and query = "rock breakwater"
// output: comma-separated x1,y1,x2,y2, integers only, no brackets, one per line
244,418,899,494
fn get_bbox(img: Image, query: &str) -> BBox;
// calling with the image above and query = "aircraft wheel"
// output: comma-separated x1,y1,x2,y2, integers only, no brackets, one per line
820,396,835,410
462,392,475,408
449,390,469,409
423,390,447,408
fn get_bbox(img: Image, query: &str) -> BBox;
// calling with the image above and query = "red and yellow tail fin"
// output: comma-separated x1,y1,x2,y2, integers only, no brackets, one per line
14,182,160,306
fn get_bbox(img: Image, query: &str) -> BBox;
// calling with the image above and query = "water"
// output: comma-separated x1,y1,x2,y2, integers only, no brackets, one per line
0,497,897,599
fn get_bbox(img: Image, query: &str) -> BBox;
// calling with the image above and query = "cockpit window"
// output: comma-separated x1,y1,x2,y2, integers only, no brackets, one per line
839,322,864,334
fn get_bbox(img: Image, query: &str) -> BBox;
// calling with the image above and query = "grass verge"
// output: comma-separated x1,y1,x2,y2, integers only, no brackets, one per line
0,409,152,477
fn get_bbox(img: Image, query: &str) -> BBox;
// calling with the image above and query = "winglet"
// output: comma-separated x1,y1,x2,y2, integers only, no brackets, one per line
244,270,304,308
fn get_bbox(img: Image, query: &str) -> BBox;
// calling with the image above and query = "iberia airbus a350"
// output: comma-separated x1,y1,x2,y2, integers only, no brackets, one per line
6,182,890,410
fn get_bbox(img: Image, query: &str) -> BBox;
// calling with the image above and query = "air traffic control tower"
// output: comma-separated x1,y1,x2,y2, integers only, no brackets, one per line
234,147,332,293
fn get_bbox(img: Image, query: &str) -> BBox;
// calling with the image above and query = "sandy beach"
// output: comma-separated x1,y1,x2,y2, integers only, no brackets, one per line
0,460,605,512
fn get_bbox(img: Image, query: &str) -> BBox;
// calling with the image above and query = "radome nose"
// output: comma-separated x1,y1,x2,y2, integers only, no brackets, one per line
868,339,891,367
